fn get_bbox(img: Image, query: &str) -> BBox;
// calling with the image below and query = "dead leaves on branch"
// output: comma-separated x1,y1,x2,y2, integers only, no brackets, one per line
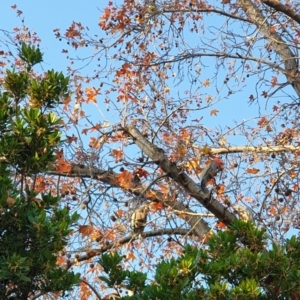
246,168,260,175
78,225,119,243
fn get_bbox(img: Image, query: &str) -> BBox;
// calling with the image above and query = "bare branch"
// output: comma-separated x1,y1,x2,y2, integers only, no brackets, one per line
238,0,300,96
68,228,194,268
261,0,300,25
197,144,300,155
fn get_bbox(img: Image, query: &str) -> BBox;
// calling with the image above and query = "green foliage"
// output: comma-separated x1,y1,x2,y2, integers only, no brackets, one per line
98,221,300,299
0,105,62,174
29,70,70,108
2,69,28,101
18,42,43,71
98,252,147,295
0,43,80,298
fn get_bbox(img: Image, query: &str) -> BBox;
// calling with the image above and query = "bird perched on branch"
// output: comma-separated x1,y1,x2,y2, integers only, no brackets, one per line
198,158,224,193
131,204,150,235
233,205,253,222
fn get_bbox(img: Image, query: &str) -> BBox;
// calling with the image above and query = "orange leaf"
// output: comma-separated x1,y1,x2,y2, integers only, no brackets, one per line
56,158,72,173
244,197,253,203
116,209,125,217
85,87,99,104
134,168,149,179
145,190,159,200
177,144,187,155
269,206,276,215
150,201,164,212
78,225,95,237
78,225,102,239
89,136,104,149
115,170,134,189
110,149,123,162
162,131,174,143
257,117,268,127
55,149,64,159
126,252,135,261
216,184,225,194
202,230,214,243
157,183,169,198
56,256,66,265
246,168,259,174
210,109,219,116
202,78,210,87
179,128,190,139
35,177,46,192
271,76,277,87
104,229,116,241
270,25,276,33
216,221,227,229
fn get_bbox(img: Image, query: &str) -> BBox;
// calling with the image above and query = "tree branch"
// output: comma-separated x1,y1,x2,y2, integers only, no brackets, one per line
238,0,300,97
67,228,194,268
125,125,236,225
195,144,300,155
261,0,300,25
47,163,210,238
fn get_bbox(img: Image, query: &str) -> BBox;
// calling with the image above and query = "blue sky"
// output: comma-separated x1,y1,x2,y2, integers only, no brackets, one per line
1,1,267,131
1,1,104,70
2,0,289,146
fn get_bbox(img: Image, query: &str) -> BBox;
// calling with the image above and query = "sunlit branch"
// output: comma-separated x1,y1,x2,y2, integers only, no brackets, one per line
196,145,300,155
67,228,193,268
142,52,287,75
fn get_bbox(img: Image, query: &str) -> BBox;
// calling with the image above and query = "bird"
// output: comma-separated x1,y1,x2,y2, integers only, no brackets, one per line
233,205,253,222
131,204,150,235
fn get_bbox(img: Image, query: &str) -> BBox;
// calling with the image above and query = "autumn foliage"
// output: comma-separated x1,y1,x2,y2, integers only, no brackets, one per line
1,0,300,298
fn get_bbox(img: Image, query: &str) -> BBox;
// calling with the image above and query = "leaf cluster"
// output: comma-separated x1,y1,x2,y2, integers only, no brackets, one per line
98,221,300,299
0,43,80,298
0,194,79,299
0,44,69,174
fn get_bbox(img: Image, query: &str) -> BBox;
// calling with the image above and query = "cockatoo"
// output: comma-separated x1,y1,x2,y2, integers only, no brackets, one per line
233,205,253,222
131,204,149,235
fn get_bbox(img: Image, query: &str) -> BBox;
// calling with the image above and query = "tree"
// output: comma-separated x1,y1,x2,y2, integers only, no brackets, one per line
97,221,300,299
2,0,300,298
0,43,79,298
